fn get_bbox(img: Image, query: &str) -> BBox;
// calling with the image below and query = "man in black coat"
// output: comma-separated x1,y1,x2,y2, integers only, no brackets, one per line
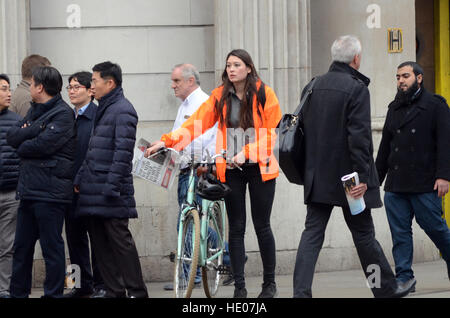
63,71,105,298
74,62,147,298
7,66,76,298
293,35,414,298
375,61,450,288
0,74,21,298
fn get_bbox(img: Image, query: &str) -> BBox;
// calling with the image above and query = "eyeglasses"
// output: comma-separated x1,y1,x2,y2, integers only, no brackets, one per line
0,87,11,92
66,85,86,92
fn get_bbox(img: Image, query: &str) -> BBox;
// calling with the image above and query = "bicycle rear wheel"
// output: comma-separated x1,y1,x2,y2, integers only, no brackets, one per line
202,201,225,298
174,209,200,298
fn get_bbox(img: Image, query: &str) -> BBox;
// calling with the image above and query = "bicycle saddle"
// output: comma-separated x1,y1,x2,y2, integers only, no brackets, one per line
196,172,231,200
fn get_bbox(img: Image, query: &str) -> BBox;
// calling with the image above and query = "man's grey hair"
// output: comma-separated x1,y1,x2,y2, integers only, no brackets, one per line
173,63,201,86
331,35,362,64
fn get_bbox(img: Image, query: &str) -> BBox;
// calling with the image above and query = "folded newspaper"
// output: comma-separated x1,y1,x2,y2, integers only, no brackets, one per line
341,172,366,215
132,138,180,189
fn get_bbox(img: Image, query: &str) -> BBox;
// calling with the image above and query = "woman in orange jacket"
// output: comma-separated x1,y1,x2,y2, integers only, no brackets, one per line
146,49,282,298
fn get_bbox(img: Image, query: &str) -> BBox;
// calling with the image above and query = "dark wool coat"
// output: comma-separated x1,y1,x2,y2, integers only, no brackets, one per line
75,87,138,219
376,88,450,193
300,62,382,209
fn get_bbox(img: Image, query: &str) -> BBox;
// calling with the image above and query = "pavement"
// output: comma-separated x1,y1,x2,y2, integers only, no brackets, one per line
29,260,450,298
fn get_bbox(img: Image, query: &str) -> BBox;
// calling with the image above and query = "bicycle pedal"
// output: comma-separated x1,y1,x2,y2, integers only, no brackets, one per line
218,265,231,275
169,251,175,263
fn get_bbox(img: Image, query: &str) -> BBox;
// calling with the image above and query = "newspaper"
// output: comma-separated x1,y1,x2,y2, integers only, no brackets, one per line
132,138,180,189
341,172,366,215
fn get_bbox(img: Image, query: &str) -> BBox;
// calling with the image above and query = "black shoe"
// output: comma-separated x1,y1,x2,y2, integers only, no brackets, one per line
391,278,416,298
233,287,247,298
63,288,93,298
223,274,234,286
398,279,416,293
403,283,415,293
90,288,107,298
222,254,247,286
257,282,277,298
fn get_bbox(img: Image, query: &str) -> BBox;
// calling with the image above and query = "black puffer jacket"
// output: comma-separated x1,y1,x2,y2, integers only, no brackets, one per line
0,108,21,190
75,87,138,219
7,94,76,203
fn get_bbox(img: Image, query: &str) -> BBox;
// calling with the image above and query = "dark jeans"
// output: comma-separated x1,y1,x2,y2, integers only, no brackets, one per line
293,203,398,298
10,200,66,298
88,217,148,298
385,191,450,282
225,164,276,289
65,203,104,291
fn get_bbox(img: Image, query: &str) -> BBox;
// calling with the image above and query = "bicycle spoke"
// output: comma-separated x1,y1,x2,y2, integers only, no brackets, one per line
202,202,225,298
174,209,200,298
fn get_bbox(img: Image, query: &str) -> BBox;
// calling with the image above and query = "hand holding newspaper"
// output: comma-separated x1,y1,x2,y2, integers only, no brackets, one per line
341,172,366,215
132,138,180,189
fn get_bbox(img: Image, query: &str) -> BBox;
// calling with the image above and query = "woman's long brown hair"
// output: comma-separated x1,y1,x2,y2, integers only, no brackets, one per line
215,49,262,130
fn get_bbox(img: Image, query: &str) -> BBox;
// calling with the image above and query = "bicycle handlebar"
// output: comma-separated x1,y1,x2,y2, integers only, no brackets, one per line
146,146,179,159
148,147,242,171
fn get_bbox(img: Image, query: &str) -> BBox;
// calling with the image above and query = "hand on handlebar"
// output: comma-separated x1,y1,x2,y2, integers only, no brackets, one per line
226,151,245,170
196,166,209,177
144,141,165,158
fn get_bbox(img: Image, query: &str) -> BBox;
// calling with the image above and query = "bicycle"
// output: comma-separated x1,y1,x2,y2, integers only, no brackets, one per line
150,148,232,298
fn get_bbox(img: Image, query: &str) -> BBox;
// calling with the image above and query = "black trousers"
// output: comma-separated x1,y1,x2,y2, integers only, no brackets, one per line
10,201,66,298
65,205,104,291
293,203,398,298
225,165,276,289
88,218,148,298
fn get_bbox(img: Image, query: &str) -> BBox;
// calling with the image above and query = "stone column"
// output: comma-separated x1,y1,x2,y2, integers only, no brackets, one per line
0,0,30,86
214,0,311,112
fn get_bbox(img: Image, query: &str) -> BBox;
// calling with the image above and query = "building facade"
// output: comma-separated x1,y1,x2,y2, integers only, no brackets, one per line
0,0,448,285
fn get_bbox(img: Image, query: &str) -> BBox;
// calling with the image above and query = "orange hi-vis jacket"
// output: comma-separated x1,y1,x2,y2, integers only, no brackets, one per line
161,80,282,183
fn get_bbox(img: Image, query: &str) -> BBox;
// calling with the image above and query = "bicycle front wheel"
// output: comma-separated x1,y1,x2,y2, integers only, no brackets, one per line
202,201,225,298
174,209,200,298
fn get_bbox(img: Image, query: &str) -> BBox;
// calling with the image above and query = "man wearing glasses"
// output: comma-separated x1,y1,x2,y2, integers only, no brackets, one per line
0,74,21,298
63,72,105,298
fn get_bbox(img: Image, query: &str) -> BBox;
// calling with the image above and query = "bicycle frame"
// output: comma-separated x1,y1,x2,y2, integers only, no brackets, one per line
199,198,226,268
177,164,226,270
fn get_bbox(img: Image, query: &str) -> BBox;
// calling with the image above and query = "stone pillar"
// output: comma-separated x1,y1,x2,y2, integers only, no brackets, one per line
0,0,30,86
214,0,311,113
